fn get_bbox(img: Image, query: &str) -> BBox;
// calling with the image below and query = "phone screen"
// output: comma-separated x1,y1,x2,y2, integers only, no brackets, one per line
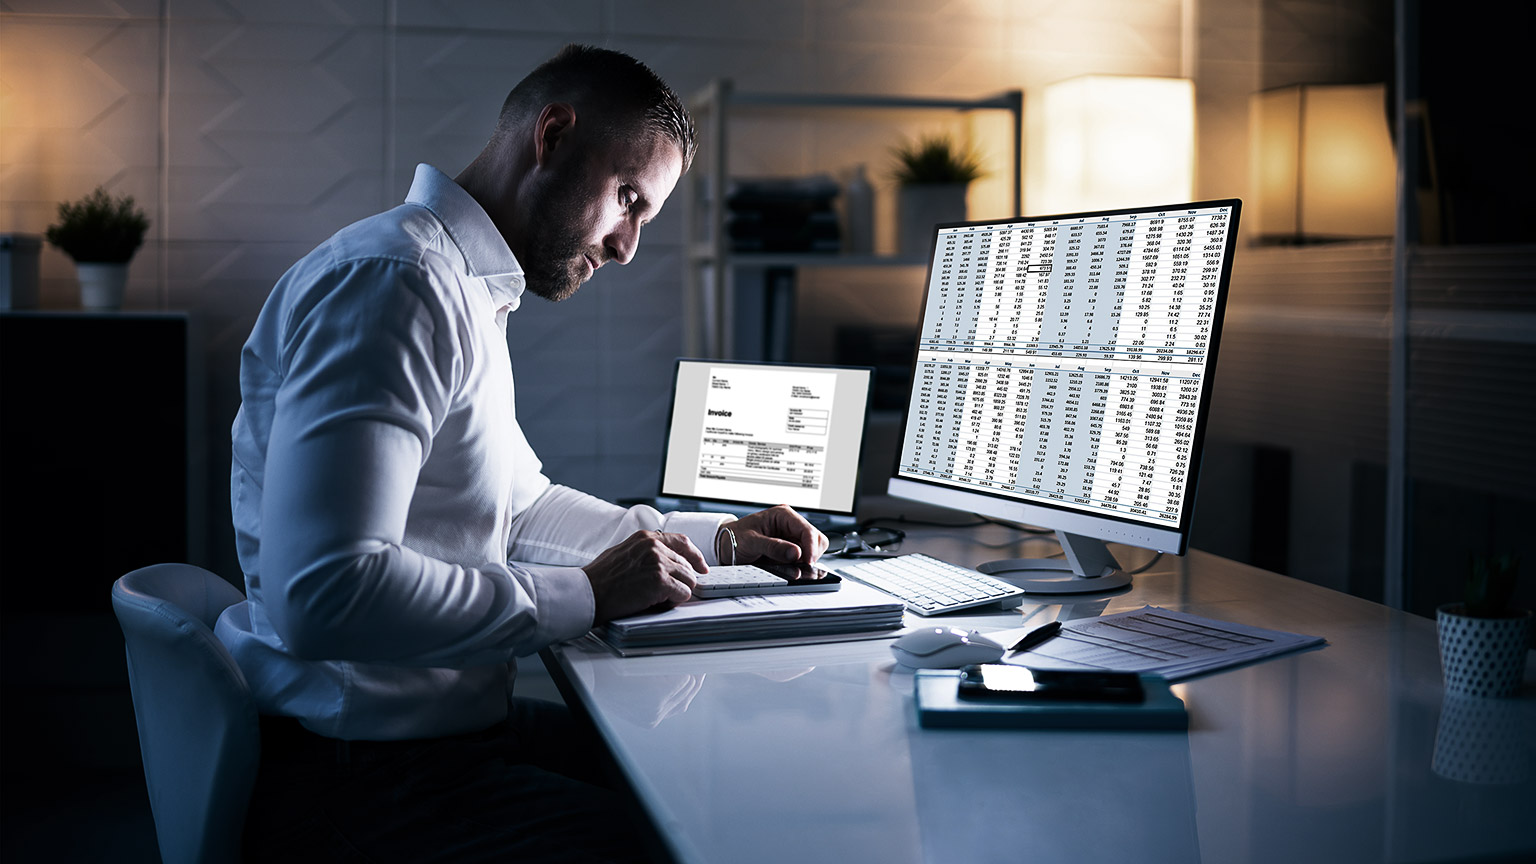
957,665,1144,703
754,560,841,585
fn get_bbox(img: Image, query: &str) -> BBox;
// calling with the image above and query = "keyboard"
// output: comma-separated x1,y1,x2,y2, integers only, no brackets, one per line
830,554,1025,615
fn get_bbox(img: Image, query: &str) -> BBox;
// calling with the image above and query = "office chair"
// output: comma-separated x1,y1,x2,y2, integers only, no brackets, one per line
112,563,259,864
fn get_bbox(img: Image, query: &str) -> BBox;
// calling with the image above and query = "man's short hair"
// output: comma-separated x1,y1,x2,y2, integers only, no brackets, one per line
497,44,697,173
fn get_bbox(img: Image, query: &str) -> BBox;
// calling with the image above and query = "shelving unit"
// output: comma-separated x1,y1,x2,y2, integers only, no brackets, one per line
682,79,1023,360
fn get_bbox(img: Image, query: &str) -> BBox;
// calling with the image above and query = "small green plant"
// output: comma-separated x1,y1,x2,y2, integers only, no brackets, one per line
45,186,150,263
889,134,986,186
1464,554,1520,618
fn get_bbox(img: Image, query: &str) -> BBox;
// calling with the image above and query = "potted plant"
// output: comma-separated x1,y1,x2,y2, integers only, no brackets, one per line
1438,555,1530,698
45,186,150,310
890,133,986,257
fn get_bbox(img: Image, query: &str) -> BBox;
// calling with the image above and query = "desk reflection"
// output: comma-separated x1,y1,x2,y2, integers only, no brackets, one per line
1432,694,1531,785
902,671,1200,864
573,635,838,729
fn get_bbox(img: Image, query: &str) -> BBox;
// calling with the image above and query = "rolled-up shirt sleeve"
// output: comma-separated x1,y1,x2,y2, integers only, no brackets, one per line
260,258,556,667
506,484,731,568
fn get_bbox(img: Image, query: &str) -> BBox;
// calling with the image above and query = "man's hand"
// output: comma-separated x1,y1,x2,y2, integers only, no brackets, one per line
721,504,829,566
583,531,704,624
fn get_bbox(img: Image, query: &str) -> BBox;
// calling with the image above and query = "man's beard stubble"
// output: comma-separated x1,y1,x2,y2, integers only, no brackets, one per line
520,167,604,303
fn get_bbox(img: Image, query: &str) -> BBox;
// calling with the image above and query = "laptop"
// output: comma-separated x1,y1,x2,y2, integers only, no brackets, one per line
633,359,874,532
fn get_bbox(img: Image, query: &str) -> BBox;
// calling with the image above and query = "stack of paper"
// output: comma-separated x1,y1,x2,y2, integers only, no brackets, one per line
1004,606,1326,681
598,580,905,655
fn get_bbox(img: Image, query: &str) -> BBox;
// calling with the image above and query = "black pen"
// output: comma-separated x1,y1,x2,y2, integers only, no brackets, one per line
1008,620,1061,655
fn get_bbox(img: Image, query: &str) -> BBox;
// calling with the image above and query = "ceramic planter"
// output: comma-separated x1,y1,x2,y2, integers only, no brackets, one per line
1437,603,1532,698
897,184,967,257
77,261,128,310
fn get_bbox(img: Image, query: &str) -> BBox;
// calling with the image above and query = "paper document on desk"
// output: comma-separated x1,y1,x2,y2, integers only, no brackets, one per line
1003,606,1325,681
600,579,904,653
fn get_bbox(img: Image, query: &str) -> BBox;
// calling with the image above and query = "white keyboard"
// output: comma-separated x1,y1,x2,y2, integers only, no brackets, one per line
830,554,1025,615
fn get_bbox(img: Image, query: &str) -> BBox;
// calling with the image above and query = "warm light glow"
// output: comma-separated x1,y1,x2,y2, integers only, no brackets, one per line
1028,76,1195,215
1251,88,1301,235
1250,83,1396,239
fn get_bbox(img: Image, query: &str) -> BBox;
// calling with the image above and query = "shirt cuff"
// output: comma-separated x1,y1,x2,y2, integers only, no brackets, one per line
660,511,734,566
521,564,597,647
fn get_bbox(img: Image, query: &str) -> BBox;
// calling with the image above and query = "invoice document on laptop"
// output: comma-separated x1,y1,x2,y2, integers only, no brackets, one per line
659,360,872,517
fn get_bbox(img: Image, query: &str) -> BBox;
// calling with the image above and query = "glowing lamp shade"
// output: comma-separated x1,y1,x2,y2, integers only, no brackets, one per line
1250,83,1396,240
1029,76,1195,215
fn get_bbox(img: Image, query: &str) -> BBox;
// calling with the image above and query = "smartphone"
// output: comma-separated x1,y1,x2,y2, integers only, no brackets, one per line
755,560,842,585
956,665,1145,703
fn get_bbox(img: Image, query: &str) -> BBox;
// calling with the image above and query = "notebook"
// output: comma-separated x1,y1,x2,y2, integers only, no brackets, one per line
631,359,874,531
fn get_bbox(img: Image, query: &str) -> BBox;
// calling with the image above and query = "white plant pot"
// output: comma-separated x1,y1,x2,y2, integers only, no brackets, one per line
1437,603,1532,698
77,261,128,311
897,184,968,257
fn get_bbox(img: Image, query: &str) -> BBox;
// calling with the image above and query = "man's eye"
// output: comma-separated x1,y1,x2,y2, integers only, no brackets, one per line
619,187,636,210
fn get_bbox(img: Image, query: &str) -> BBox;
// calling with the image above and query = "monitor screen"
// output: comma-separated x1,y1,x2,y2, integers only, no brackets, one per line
889,200,1241,588
661,359,873,517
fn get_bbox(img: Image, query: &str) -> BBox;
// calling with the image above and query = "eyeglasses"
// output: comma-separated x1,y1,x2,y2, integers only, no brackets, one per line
826,527,905,556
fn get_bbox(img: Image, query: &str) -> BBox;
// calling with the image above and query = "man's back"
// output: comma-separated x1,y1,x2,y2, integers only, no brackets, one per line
220,164,586,741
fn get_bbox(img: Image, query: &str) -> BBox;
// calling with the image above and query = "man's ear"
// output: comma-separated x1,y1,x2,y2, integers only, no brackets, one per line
533,102,577,168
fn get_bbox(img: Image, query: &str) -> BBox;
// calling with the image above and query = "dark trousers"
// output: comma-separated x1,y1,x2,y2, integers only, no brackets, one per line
245,698,658,863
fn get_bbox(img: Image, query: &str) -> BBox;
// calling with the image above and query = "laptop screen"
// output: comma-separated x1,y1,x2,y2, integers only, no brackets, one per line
659,360,874,517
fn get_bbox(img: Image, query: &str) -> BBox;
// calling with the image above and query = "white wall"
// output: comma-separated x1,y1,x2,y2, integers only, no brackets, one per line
1,0,1260,577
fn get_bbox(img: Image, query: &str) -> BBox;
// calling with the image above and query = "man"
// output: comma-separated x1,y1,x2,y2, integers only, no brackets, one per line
219,45,827,861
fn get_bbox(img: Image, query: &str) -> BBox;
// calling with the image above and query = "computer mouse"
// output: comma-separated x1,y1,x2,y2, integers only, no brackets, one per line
890,627,1005,669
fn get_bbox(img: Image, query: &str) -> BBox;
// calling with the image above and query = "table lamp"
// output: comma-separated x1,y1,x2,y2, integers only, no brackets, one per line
1027,74,1195,215
1249,82,1397,242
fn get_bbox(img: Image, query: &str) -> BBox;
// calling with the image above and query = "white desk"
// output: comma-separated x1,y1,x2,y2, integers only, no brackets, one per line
545,517,1536,864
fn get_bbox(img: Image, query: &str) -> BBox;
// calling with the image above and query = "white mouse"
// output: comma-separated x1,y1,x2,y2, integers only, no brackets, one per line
890,627,1005,669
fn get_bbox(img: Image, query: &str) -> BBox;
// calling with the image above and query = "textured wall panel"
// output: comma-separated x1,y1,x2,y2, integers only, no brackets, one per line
611,0,809,43
623,38,818,96
166,18,386,243
390,31,573,170
393,0,606,32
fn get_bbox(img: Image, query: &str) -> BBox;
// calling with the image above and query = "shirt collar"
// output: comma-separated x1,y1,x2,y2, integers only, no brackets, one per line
404,163,525,310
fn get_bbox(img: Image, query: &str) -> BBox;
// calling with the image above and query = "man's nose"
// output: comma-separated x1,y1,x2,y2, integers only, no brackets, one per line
604,220,640,265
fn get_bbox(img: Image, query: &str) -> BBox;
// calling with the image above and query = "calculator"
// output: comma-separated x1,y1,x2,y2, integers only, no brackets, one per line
690,563,842,599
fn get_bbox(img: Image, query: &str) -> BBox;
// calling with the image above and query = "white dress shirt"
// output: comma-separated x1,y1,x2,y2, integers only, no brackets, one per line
217,163,726,740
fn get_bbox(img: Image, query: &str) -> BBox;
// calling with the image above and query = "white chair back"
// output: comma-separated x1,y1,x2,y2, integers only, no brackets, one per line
112,563,258,864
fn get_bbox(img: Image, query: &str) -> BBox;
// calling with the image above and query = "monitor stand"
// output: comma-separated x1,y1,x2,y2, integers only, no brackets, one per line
976,532,1131,594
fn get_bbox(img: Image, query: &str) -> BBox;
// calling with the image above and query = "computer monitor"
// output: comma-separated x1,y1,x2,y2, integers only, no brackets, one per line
887,199,1241,593
657,359,874,530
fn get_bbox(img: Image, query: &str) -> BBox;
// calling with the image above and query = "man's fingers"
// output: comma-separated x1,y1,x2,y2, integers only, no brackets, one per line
772,507,824,563
654,532,707,578
729,505,829,564
786,525,829,563
587,531,711,623
812,528,830,559
755,535,803,563
770,524,821,564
